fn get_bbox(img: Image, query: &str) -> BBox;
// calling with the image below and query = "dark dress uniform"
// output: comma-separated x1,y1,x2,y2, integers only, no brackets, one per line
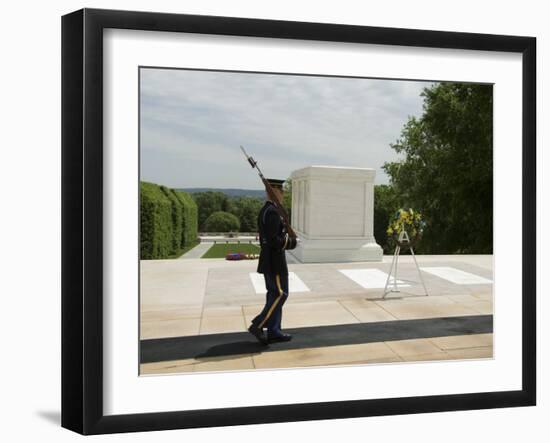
250,200,297,341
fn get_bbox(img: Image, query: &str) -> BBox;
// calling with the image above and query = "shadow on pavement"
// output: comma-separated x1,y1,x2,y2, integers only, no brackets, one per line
141,315,493,364
195,341,266,360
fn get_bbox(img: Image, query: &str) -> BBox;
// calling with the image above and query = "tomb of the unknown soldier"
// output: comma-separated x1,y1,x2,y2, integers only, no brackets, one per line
289,165,383,263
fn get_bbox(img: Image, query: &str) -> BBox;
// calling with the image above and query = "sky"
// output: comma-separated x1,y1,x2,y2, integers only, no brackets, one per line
140,68,431,189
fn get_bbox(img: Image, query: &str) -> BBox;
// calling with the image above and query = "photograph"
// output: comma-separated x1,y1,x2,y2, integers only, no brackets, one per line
138,67,494,376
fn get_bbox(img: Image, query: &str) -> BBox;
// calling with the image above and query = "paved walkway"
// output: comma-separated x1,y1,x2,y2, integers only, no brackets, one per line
141,315,492,363
140,255,494,375
178,242,211,259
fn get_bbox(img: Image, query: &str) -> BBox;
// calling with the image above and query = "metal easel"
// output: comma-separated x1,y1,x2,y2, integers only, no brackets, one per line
382,226,428,298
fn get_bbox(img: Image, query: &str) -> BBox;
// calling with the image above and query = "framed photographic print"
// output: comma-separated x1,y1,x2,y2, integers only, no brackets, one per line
61,8,536,435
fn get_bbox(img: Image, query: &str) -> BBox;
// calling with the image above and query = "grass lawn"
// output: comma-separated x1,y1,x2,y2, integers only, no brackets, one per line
168,239,201,259
202,243,260,259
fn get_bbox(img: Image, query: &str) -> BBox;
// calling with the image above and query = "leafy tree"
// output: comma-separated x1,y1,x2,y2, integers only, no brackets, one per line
373,185,400,254
283,179,292,221
383,82,493,254
228,197,263,232
203,211,241,232
192,182,291,233
192,191,230,229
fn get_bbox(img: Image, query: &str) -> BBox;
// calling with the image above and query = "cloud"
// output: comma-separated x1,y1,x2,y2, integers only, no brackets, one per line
140,68,429,188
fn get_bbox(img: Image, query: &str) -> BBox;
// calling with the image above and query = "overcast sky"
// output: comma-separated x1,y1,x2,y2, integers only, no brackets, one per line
140,68,431,189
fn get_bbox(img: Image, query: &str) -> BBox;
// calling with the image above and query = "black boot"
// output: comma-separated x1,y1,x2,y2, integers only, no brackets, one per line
267,331,292,343
248,324,269,345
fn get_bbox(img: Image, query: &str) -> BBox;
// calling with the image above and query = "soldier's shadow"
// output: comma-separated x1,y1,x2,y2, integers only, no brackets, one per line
194,341,267,361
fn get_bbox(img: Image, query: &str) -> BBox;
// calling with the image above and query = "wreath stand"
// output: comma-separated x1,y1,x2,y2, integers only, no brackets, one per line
382,227,428,298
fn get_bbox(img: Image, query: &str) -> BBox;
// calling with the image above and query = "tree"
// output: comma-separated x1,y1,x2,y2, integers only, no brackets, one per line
228,197,263,232
373,184,400,254
203,211,241,232
383,82,493,254
192,191,230,229
283,179,292,221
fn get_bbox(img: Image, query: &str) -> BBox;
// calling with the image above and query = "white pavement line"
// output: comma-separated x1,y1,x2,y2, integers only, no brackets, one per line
338,268,409,289
248,272,310,294
420,266,493,284
288,272,311,292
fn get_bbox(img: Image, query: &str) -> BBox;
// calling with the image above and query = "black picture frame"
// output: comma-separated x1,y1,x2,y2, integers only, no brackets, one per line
61,8,536,435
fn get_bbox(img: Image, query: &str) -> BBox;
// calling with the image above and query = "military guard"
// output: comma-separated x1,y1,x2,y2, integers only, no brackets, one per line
248,179,298,345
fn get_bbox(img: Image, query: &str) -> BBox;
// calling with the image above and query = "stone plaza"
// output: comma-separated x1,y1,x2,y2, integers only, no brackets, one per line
139,253,493,375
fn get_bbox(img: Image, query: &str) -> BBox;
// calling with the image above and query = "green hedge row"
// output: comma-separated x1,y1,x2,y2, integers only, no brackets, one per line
140,181,198,259
173,189,198,249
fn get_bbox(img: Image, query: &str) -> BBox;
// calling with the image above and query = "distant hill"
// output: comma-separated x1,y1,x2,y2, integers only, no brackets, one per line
177,188,265,199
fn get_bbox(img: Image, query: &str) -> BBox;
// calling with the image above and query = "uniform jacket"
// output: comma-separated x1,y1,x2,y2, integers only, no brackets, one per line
257,201,297,275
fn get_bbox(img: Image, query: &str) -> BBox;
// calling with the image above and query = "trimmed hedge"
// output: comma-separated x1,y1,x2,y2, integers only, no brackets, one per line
174,190,198,247
140,182,198,259
140,182,173,259
160,186,184,253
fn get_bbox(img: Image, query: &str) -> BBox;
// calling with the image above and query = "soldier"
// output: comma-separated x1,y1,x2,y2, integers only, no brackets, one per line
248,178,298,345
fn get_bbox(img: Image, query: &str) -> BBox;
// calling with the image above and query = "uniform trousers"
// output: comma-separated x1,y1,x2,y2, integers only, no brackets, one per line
251,273,289,335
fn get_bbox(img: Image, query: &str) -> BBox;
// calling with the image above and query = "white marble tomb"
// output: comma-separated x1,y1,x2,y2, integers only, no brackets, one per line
288,166,383,263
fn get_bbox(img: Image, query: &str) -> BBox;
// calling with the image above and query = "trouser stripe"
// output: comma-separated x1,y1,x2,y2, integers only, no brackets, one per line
258,274,285,329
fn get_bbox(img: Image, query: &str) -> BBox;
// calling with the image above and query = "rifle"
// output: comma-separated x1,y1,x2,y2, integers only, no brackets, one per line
240,145,297,238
